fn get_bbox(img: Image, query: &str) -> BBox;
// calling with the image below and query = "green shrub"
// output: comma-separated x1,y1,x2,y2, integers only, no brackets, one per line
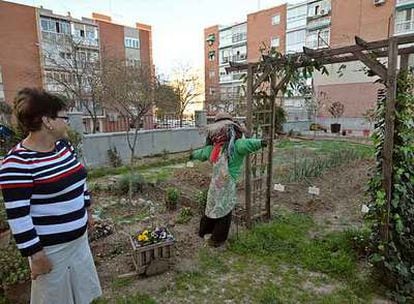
176,207,193,224
0,244,30,286
195,189,208,214
165,187,180,211
107,147,122,168
116,173,145,195
0,200,8,232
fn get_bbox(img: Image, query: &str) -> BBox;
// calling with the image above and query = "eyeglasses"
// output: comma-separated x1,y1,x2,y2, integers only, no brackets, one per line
56,116,69,123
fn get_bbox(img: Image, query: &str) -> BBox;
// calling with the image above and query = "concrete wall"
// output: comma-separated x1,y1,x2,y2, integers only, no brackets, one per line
315,82,383,117
82,128,205,167
283,121,312,132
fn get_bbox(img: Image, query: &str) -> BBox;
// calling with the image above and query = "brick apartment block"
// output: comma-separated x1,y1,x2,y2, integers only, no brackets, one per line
204,0,413,129
0,0,153,133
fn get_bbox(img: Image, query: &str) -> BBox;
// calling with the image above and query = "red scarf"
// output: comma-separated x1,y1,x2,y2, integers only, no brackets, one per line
210,141,225,163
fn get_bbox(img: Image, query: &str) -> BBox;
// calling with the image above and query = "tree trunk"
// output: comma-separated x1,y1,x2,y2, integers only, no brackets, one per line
91,117,97,134
179,111,184,128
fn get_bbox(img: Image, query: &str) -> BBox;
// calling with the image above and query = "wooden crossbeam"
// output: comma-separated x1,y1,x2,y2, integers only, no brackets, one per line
225,33,414,73
352,37,387,80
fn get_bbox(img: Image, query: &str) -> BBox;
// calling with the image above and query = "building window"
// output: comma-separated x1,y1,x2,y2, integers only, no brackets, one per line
125,37,140,49
272,14,281,25
271,37,280,48
287,5,307,30
209,70,216,79
209,87,216,95
286,29,306,53
306,28,330,49
208,51,216,61
232,23,247,43
396,8,414,34
232,45,247,61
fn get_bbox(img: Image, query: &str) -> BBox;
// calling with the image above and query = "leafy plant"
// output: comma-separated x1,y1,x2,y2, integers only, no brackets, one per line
176,207,193,224
285,148,368,183
116,173,145,195
366,71,414,302
0,125,24,156
161,149,169,161
0,199,8,233
66,128,85,163
195,189,208,214
0,244,30,286
107,146,122,167
165,187,180,211
328,101,345,120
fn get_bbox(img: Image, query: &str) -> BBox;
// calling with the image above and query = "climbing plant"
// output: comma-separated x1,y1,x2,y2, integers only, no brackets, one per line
367,71,414,302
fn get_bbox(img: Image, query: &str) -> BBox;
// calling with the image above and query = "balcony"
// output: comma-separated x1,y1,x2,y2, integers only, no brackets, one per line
396,0,414,8
307,16,331,30
395,20,414,35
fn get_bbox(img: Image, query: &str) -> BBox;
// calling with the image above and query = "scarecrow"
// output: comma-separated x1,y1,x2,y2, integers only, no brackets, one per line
191,112,267,247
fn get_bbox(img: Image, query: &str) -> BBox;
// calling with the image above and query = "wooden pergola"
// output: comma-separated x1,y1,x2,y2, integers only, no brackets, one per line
227,33,414,229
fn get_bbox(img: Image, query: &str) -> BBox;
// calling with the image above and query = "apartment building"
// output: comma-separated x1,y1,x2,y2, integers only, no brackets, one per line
204,4,287,114
0,0,153,133
205,0,412,130
313,0,396,130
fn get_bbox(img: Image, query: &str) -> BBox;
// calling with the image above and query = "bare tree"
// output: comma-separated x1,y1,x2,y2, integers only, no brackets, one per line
170,65,203,127
154,78,180,118
102,60,155,165
42,35,103,133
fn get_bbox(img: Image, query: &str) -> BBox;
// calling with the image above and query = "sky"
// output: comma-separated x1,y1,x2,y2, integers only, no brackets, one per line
9,0,304,77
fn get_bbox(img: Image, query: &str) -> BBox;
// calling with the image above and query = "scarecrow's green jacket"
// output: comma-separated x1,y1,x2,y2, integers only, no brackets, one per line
191,138,263,181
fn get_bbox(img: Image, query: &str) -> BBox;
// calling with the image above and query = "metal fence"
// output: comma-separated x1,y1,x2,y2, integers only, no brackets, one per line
149,114,196,130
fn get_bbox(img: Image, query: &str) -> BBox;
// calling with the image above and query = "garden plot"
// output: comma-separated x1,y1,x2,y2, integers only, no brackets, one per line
1,139,389,304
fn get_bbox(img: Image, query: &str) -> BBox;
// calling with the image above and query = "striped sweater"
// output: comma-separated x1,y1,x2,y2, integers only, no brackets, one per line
0,140,90,257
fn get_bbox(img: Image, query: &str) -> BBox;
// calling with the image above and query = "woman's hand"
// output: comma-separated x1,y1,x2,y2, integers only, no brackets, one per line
30,250,53,280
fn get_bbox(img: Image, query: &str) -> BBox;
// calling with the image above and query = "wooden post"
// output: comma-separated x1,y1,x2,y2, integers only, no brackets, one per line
265,73,276,221
383,37,398,242
400,53,409,72
245,64,254,228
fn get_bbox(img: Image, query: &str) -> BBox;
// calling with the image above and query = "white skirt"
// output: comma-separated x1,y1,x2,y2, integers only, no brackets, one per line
30,232,102,304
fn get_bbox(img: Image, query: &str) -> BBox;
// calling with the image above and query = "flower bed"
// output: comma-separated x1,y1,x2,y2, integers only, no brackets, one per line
131,227,174,247
129,227,175,275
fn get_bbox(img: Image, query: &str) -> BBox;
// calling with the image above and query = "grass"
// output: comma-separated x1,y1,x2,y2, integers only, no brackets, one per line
157,212,381,303
91,293,156,304
229,213,359,279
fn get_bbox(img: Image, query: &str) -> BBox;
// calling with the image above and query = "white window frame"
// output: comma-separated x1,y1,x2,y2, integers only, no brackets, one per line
272,14,281,25
125,37,140,49
271,37,280,48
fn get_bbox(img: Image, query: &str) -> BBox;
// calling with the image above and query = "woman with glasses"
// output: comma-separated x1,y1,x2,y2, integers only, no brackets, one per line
0,88,101,303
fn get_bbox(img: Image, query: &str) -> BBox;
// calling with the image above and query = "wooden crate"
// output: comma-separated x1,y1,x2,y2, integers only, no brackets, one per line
129,236,175,275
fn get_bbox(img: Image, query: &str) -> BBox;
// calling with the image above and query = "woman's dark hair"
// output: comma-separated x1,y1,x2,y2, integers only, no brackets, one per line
13,88,67,132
